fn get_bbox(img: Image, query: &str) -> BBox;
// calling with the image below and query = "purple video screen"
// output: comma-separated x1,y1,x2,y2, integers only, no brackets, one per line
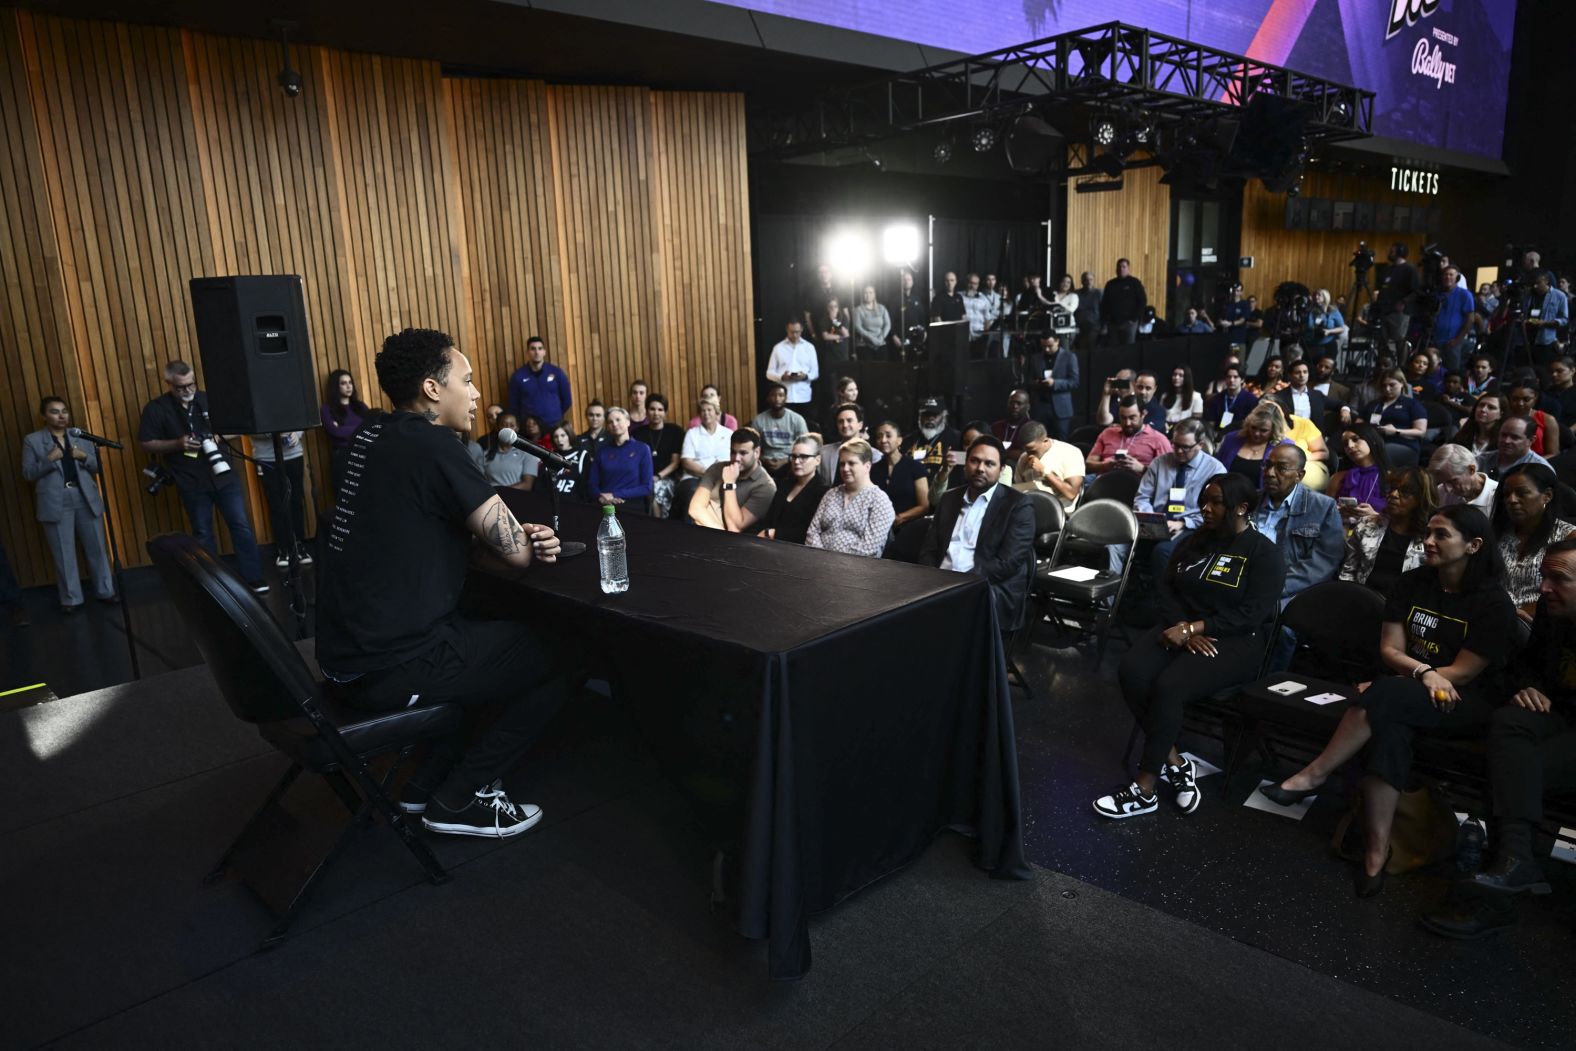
718,0,1514,159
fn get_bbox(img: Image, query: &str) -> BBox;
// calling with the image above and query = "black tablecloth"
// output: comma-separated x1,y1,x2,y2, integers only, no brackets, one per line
492,490,1029,978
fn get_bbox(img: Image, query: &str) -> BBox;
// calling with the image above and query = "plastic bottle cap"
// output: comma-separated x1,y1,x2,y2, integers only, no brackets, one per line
602,504,616,515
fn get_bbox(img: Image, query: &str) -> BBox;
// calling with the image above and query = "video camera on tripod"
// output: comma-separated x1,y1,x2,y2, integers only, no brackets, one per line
1271,281,1313,345
1351,241,1375,275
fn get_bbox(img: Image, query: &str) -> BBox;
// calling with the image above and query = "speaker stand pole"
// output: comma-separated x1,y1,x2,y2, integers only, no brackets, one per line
94,446,141,680
271,433,310,639
550,468,588,559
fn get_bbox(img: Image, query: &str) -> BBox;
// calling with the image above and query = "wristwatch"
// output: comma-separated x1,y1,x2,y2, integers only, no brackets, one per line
723,482,737,492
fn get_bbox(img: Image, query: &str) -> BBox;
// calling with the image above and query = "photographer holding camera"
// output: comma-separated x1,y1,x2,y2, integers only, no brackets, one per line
137,360,267,592
1375,243,1419,356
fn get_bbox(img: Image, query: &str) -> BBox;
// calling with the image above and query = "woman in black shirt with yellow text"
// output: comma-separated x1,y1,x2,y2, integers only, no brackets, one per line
1095,472,1286,820
1263,504,1514,896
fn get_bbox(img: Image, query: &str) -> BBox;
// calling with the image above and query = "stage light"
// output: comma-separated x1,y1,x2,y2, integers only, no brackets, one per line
882,224,920,267
826,229,872,280
933,141,953,164
971,125,997,153
1090,115,1118,147
1132,118,1155,146
1328,98,1352,126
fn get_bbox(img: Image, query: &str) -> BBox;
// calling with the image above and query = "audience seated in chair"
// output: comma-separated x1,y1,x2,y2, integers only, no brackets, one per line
1428,442,1497,513
589,407,653,514
1136,418,1226,579
1339,467,1435,594
1344,369,1428,464
1328,422,1391,527
1263,505,1516,897
1422,539,1576,937
687,427,776,532
806,438,895,558
1011,420,1084,509
871,420,930,533
1093,473,1286,821
1478,414,1551,481
919,434,1036,634
758,435,830,545
1490,462,1575,621
1249,443,1344,611
1086,396,1173,478
819,402,865,485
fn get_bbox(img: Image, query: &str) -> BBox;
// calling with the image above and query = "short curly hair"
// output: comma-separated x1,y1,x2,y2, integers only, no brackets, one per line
376,328,455,405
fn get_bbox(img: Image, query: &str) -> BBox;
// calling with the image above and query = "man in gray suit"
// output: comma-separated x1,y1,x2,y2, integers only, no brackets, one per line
21,396,116,613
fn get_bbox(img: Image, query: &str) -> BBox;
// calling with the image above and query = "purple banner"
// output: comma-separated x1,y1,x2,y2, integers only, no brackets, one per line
717,0,1514,158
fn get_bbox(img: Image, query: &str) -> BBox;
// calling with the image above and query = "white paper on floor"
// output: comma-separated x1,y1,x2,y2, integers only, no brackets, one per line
1244,780,1316,820
1552,829,1576,866
1180,752,1222,779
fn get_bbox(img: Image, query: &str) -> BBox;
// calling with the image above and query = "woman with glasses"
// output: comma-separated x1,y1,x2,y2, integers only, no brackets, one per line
1339,467,1436,594
1263,506,1514,897
1327,422,1392,526
758,436,830,544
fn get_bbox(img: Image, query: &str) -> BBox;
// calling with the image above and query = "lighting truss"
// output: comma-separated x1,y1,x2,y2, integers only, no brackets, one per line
750,21,1374,160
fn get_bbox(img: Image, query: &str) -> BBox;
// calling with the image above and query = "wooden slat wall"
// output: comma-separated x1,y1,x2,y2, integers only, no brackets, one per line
1063,164,1172,293
1239,170,1464,304
0,8,753,587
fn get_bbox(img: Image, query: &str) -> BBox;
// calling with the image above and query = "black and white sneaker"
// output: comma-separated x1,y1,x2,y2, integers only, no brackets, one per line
248,580,271,594
274,551,290,569
422,782,542,838
1093,782,1159,820
1164,757,1202,814
295,544,314,566
398,781,431,815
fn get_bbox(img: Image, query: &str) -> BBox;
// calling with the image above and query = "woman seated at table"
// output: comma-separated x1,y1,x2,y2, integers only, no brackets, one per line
1093,473,1285,821
759,436,830,545
1339,467,1435,594
1327,422,1391,526
1345,369,1428,462
1491,462,1575,622
1216,400,1292,488
1262,505,1514,896
870,420,930,532
1448,393,1504,458
805,438,895,558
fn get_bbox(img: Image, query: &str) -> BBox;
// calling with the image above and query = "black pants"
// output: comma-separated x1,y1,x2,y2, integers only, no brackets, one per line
1359,676,1494,790
339,616,573,806
1119,627,1266,774
329,446,351,502
1488,704,1576,823
259,458,307,552
0,537,20,607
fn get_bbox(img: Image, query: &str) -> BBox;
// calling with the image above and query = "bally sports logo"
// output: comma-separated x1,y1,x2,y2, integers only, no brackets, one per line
1386,0,1440,40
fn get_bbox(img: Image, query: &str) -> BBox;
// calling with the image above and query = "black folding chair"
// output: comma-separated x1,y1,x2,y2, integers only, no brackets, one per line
146,533,461,946
1082,468,1141,509
1035,499,1139,663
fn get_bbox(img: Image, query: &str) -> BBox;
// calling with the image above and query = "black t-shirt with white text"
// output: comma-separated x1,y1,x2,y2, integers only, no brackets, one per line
316,412,497,674
1382,567,1516,688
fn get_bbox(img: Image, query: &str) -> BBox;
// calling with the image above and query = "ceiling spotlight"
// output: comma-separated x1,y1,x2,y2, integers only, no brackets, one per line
1328,98,1352,126
1090,116,1118,148
1131,119,1155,146
273,19,302,98
933,141,953,164
971,125,997,153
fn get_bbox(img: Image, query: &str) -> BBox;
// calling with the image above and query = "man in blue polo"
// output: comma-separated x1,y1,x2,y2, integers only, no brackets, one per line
507,335,572,429
1430,264,1478,372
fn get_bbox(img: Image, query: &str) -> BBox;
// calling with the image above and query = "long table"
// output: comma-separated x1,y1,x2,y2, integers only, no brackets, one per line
490,489,1029,979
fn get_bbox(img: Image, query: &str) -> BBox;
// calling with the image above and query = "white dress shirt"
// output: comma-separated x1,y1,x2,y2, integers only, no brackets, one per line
1287,386,1312,420
766,339,820,404
942,482,998,573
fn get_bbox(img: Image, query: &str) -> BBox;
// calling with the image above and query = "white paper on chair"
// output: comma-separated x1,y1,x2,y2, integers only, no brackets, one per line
1266,680,1306,696
1047,566,1100,582
1552,829,1576,866
1304,692,1345,706
1180,752,1223,779
1244,780,1316,820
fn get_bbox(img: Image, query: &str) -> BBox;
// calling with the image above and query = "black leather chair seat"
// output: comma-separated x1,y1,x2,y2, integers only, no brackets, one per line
260,695,462,771
1039,570,1123,603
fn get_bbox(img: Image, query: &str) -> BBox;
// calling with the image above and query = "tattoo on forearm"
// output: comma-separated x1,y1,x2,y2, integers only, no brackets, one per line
483,502,527,556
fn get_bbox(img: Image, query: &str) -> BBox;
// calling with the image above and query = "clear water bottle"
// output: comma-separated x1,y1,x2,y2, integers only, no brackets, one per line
597,504,629,594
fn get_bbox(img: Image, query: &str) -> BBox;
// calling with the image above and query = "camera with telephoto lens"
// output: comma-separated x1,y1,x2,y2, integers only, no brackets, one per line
143,462,174,495
1351,242,1375,273
195,409,231,477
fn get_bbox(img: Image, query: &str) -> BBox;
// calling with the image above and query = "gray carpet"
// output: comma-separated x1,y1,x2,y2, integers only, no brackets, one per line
1,659,1508,1050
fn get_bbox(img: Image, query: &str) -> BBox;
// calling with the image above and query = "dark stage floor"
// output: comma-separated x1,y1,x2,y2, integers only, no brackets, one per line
1,556,1570,1048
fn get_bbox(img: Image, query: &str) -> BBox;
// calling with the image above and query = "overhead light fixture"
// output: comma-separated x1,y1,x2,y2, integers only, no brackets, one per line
272,19,302,98
933,141,953,164
1327,97,1352,126
882,224,920,267
971,125,997,153
1131,118,1156,146
1090,115,1118,148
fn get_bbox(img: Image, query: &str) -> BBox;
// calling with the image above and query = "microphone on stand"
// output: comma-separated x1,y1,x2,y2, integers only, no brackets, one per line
67,427,124,450
500,430,587,559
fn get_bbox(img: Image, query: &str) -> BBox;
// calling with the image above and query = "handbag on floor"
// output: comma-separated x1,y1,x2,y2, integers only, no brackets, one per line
1329,781,1459,874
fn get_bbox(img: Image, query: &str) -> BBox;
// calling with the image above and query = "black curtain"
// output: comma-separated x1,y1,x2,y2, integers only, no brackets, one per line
929,218,1046,294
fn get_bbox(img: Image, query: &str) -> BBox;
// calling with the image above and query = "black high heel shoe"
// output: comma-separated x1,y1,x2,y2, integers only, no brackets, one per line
1260,781,1319,807
1356,848,1392,898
